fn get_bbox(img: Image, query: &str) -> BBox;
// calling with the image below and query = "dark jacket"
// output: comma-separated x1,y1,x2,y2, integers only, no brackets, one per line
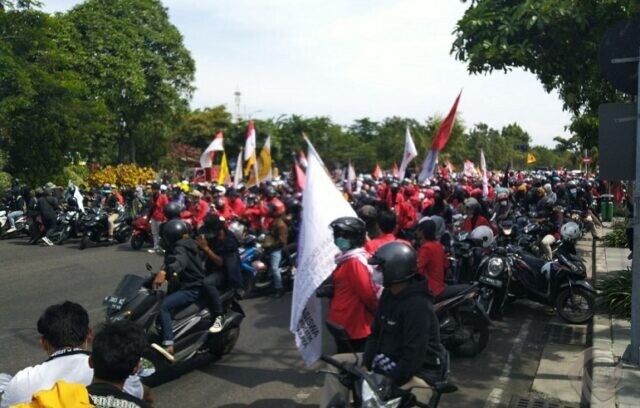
164,239,205,291
37,196,58,221
363,275,441,386
204,230,243,289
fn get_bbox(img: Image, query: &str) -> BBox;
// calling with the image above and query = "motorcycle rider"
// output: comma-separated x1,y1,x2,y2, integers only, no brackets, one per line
148,183,169,254
462,197,496,234
363,210,398,255
5,186,27,234
320,242,441,406
537,197,562,260
417,218,462,300
151,219,209,361
102,185,120,243
327,217,379,353
188,190,210,228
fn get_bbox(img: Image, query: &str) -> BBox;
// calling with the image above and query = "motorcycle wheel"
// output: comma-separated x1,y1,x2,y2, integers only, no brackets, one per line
452,312,490,357
222,327,240,355
79,235,89,250
555,288,594,324
130,234,144,250
115,230,129,243
56,231,68,245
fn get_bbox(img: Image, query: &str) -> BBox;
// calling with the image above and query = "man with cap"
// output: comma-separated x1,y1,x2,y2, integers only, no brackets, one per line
188,190,209,228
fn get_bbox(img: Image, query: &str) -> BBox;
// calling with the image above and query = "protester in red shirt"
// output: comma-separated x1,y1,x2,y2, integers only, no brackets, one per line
364,210,398,255
242,194,263,233
226,188,246,218
395,189,417,232
188,190,210,228
148,184,169,253
416,219,449,297
462,197,496,235
327,217,379,353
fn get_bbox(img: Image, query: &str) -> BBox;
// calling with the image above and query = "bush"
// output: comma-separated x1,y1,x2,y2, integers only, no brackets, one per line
0,171,11,191
597,268,632,319
52,165,90,188
604,220,630,248
87,164,156,188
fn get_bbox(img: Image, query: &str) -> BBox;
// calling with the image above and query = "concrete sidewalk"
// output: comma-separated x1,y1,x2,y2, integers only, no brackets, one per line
589,226,640,408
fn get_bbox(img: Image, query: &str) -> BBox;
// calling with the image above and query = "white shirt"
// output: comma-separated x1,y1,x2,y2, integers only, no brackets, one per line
1,352,143,407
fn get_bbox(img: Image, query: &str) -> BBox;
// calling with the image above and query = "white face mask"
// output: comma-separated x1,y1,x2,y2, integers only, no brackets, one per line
372,268,384,285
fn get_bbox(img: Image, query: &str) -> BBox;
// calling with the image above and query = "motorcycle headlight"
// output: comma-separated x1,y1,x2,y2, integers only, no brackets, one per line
361,380,402,408
503,228,512,236
95,216,100,221
487,258,505,278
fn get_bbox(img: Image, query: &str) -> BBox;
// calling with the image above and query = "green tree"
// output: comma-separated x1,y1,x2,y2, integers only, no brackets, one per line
173,106,232,149
0,5,110,185
65,0,195,165
452,0,639,148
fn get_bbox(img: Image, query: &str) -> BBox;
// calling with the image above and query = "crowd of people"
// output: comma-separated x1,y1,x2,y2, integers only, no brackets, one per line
1,166,627,407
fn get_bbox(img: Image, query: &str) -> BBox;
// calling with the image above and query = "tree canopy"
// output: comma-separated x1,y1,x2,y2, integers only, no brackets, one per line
451,0,640,149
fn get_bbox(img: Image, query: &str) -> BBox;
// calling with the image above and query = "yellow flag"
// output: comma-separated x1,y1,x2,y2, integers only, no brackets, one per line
527,153,537,164
218,152,230,185
247,136,272,186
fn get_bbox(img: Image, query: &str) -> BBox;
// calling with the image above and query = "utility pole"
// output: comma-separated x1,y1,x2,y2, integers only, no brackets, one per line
234,89,242,123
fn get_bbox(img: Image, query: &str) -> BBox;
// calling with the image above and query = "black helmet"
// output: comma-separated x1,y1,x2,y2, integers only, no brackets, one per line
164,203,182,220
161,219,189,249
537,196,554,214
330,216,366,247
368,241,416,287
264,186,277,199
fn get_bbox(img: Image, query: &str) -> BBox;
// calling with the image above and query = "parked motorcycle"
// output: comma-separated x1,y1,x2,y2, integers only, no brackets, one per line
321,323,457,407
435,283,491,357
48,209,82,245
477,245,594,323
103,267,244,387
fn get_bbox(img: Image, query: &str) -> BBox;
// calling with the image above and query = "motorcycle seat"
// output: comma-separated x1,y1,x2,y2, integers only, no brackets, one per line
436,284,476,302
173,303,201,320
518,252,547,271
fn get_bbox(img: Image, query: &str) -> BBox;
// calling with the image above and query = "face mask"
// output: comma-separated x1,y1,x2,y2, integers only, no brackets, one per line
372,268,384,286
334,237,352,252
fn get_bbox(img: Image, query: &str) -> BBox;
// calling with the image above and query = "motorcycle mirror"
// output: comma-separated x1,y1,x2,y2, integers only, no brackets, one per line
145,263,153,272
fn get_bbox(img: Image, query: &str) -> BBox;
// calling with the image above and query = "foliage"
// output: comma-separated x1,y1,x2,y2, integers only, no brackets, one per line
172,106,232,149
603,220,630,248
452,0,640,149
597,268,632,319
87,164,156,188
0,7,111,186
64,0,195,165
0,172,10,191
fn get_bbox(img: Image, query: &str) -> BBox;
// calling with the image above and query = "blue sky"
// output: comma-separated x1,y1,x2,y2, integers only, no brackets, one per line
43,0,573,147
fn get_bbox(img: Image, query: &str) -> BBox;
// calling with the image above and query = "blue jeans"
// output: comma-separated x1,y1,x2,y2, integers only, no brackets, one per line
157,289,199,346
8,211,22,228
270,249,283,290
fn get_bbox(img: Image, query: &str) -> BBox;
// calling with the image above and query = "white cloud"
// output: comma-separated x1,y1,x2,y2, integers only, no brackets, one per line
43,0,572,147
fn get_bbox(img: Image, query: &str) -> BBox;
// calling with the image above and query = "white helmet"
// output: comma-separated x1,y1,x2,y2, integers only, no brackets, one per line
561,222,581,241
470,225,494,248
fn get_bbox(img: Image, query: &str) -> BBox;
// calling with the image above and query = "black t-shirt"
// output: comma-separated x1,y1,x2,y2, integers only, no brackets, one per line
87,382,151,408
37,196,58,220
204,231,243,289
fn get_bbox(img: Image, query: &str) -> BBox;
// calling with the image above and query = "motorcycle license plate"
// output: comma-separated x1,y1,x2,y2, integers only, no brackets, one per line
479,276,503,288
103,295,127,310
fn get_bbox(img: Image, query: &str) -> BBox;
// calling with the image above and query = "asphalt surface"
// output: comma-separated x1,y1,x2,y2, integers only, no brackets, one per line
0,236,558,407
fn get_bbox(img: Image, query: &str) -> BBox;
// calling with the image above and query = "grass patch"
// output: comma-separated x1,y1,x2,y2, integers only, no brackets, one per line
597,268,632,319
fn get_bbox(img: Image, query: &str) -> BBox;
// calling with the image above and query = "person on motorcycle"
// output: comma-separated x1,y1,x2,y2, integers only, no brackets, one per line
537,197,562,260
226,188,246,218
363,210,398,255
187,190,210,228
151,219,209,361
1,301,144,408
197,214,243,304
5,186,27,234
102,185,120,243
327,217,379,353
492,190,512,222
148,183,169,254
324,241,441,407
462,197,496,234
263,199,289,298
242,193,263,234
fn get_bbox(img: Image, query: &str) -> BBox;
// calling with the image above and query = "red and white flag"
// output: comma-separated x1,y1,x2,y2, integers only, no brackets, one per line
299,150,308,169
463,160,477,178
398,125,418,181
244,121,259,180
373,164,383,180
480,149,488,198
199,132,224,168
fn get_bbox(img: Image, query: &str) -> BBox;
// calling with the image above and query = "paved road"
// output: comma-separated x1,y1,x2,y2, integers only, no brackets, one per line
0,237,559,407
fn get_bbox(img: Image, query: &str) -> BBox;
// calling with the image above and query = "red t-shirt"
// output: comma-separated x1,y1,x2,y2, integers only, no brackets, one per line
364,233,397,255
150,193,169,222
327,257,379,340
417,240,449,297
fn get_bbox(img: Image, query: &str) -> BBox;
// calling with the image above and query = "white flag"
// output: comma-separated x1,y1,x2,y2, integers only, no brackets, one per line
480,149,488,198
199,132,224,168
398,125,418,180
233,149,243,186
418,149,438,182
346,162,356,194
290,140,356,366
